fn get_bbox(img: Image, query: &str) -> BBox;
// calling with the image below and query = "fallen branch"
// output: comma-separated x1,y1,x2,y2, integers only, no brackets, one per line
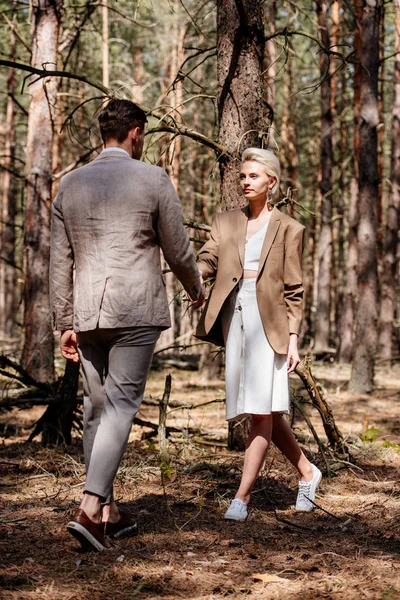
0,354,51,392
295,357,345,453
291,394,331,478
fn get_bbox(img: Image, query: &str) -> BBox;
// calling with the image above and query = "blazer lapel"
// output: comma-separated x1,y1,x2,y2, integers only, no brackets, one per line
236,205,249,267
257,207,282,278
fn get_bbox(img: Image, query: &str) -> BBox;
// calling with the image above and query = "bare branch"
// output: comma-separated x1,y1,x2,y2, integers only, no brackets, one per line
147,123,225,155
0,11,31,55
0,59,109,95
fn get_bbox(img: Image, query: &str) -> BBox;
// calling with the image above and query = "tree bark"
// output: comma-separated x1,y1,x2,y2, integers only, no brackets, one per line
21,0,62,382
378,0,400,361
264,0,276,121
217,0,265,449
339,1,362,363
314,0,334,354
335,59,348,351
28,360,80,446
102,0,109,89
349,0,381,393
217,0,265,212
0,26,18,340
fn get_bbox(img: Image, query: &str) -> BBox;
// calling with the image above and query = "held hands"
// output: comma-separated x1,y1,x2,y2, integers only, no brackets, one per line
60,329,80,363
186,273,206,309
189,283,206,309
287,333,300,374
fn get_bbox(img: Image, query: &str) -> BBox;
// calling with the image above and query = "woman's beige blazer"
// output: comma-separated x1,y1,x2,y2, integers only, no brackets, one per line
195,205,305,355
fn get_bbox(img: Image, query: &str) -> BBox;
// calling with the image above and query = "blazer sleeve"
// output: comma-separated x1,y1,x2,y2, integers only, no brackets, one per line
49,179,74,331
196,213,221,279
283,224,305,335
156,169,201,300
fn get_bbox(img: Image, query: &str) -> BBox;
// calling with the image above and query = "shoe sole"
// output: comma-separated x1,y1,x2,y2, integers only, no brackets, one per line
296,469,322,512
224,513,247,522
67,521,107,551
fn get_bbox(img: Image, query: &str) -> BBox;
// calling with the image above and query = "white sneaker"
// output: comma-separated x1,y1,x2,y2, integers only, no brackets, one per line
224,498,248,521
295,464,322,511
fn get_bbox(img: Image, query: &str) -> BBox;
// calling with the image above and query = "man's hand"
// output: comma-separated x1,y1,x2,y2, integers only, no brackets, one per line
190,284,206,309
60,329,80,363
287,333,300,374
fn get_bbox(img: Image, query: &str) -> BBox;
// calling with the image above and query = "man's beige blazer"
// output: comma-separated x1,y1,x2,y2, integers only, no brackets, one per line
50,150,201,332
195,205,305,354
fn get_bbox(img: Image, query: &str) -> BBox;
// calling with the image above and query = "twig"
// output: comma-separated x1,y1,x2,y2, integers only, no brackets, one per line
273,510,314,530
159,375,172,465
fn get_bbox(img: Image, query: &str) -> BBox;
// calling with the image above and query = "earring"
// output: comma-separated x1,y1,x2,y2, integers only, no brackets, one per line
267,188,274,208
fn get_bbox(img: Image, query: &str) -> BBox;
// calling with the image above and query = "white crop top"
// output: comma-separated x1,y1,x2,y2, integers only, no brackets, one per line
243,222,269,271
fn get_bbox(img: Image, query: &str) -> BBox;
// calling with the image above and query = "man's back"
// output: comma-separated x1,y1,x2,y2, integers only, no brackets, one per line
50,150,200,333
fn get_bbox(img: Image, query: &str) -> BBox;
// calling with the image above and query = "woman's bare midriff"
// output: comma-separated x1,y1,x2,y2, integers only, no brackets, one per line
242,270,258,279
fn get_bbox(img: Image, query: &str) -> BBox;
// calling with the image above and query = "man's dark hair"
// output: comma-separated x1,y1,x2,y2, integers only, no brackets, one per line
98,99,147,143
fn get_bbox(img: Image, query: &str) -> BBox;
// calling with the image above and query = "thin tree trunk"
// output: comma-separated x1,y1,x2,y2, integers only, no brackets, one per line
349,0,381,393
314,0,334,354
339,1,362,363
217,0,265,449
330,0,339,343
22,0,62,382
378,0,400,361
335,62,348,349
102,0,109,89
0,26,18,340
377,2,385,272
264,0,276,122
132,46,144,104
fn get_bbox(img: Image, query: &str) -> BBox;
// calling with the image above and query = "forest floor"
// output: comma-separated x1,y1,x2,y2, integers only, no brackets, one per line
0,361,400,600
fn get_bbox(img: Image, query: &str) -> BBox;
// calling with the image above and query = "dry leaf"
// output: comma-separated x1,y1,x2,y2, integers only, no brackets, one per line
252,573,288,584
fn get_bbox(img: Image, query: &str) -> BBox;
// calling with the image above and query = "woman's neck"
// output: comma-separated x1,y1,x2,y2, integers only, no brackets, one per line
248,198,272,220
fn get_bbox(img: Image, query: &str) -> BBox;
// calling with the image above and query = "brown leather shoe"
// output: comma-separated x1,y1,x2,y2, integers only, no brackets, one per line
105,513,138,539
67,508,108,551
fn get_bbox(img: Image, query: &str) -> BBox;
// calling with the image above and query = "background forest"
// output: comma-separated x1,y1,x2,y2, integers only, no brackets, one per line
1,2,400,600
0,0,399,399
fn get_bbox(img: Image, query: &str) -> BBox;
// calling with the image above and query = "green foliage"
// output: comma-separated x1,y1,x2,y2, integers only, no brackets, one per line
361,426,382,442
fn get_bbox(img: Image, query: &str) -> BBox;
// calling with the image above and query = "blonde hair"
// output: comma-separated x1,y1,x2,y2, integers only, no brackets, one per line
241,147,281,200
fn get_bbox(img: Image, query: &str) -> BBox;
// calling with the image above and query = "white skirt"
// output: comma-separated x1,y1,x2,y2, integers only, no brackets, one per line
225,278,290,421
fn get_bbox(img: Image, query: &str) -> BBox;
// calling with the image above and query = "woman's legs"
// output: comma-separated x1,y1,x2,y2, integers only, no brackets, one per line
271,413,313,481
235,415,273,504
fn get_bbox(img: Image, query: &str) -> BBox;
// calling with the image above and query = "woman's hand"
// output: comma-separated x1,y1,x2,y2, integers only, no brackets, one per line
287,333,300,374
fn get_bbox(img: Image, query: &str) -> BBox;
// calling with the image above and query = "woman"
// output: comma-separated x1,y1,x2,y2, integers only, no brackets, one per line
196,148,321,521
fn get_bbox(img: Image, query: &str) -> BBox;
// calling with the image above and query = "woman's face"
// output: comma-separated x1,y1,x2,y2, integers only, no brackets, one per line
239,161,275,203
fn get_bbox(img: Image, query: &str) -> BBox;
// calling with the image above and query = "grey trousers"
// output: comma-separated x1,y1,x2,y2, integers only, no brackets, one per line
77,327,160,503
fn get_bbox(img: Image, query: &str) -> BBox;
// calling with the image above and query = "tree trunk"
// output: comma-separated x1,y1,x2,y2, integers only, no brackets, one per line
335,59,348,351
264,0,276,121
378,0,400,361
349,0,381,393
314,0,334,354
339,1,362,363
21,0,62,382
217,0,265,449
217,0,265,212
0,27,18,340
102,0,109,89
28,360,80,446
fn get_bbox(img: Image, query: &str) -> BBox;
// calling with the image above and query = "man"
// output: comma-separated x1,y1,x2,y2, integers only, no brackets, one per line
50,99,204,551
